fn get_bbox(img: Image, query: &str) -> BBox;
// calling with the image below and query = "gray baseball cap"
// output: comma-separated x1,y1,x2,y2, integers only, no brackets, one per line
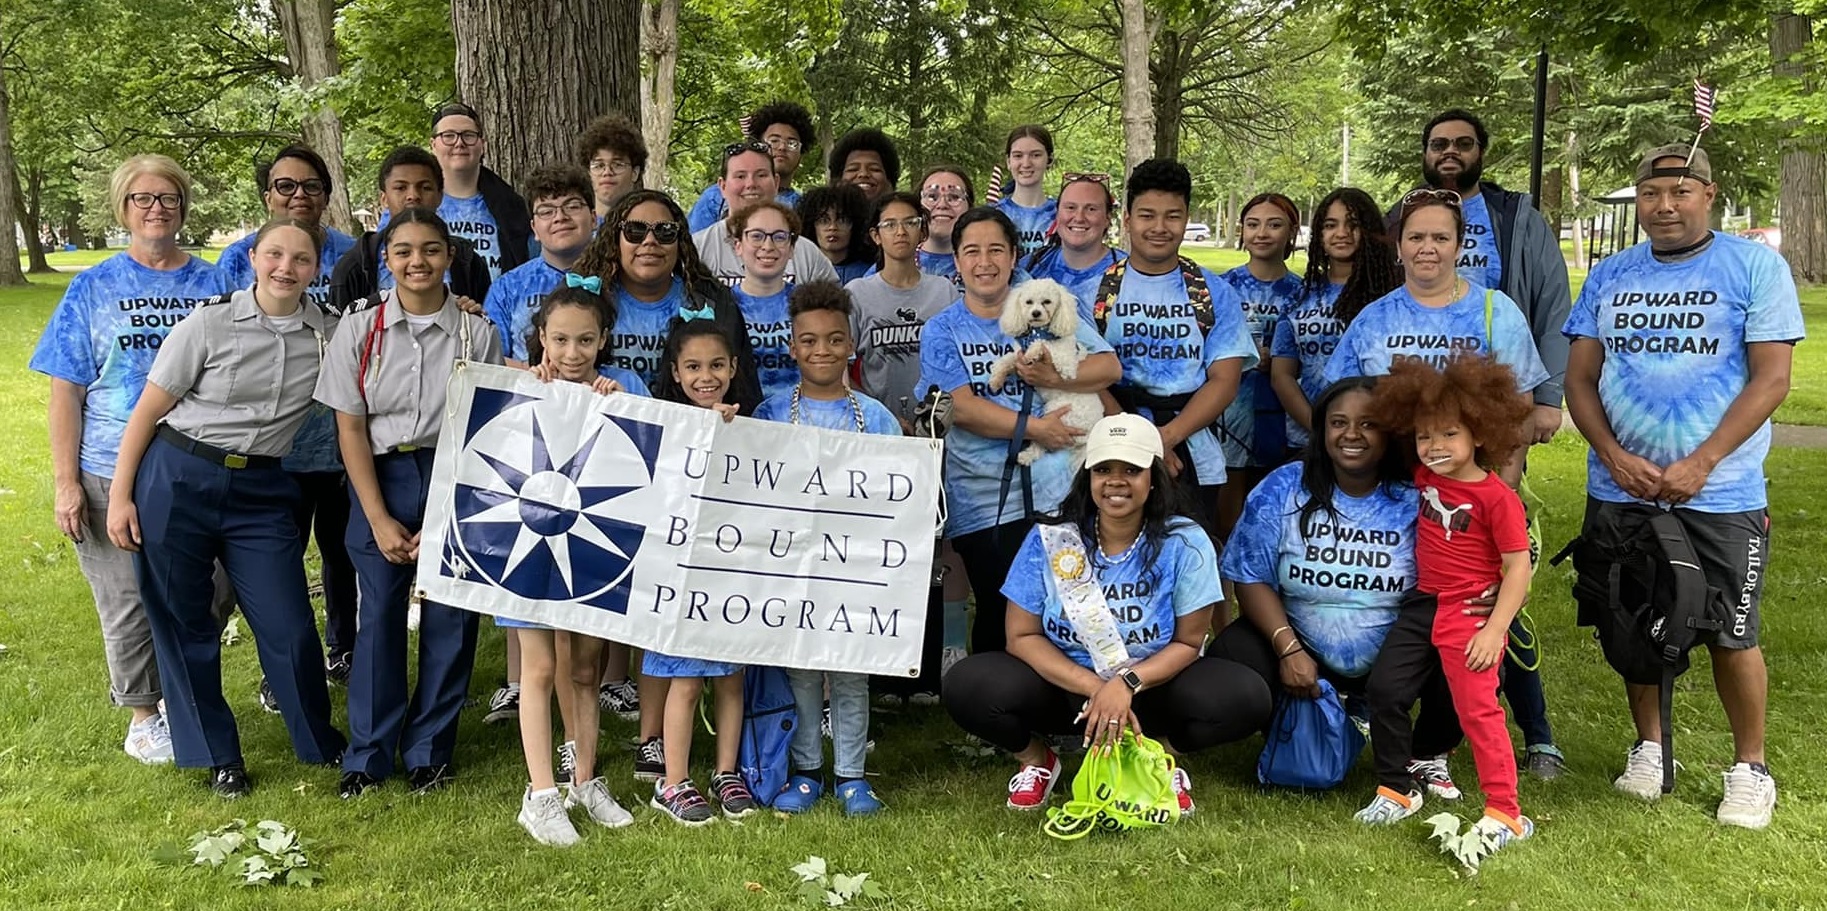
1635,144,1712,184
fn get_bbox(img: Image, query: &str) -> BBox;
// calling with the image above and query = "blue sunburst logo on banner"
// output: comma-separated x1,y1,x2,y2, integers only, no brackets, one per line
442,387,663,615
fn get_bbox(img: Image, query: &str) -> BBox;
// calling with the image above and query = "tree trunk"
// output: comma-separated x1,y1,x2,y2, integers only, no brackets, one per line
1772,12,1825,283
1151,27,1182,161
15,164,51,272
0,60,28,286
1118,0,1157,176
452,0,641,192
1567,129,1587,271
639,0,679,191
275,0,357,235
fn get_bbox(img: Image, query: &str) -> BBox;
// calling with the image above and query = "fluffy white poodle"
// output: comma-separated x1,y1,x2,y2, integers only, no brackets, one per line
987,278,1104,468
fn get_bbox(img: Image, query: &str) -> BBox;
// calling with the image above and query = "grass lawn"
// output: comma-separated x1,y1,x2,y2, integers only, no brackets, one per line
2,263,1825,910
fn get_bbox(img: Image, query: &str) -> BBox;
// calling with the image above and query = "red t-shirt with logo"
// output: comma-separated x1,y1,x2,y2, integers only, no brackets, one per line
1414,465,1529,603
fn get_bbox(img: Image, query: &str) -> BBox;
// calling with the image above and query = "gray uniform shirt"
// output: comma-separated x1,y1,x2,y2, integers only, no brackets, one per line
148,288,332,457
692,219,839,287
846,271,957,421
312,290,503,454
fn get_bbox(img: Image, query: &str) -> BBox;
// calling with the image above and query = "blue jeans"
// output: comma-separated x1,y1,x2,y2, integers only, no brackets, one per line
787,669,869,780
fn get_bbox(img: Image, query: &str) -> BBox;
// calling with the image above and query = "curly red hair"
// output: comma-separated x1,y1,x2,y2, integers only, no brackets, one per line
1370,354,1532,468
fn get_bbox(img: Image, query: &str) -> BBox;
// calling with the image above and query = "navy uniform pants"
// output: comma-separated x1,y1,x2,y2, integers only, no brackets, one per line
342,449,478,779
133,437,346,768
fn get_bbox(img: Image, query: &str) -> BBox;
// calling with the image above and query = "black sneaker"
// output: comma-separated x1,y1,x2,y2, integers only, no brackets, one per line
339,771,380,799
633,737,665,782
408,764,454,794
256,678,281,715
324,653,352,686
598,678,639,720
484,685,519,724
1525,747,1568,780
710,771,758,818
557,741,578,786
211,763,252,799
649,779,715,826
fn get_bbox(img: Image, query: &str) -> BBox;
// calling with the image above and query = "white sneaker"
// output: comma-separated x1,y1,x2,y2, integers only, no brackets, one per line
1407,757,1461,800
1354,786,1423,824
124,714,174,765
1472,812,1535,850
566,777,635,829
518,787,581,847
1614,740,1665,801
1716,763,1776,829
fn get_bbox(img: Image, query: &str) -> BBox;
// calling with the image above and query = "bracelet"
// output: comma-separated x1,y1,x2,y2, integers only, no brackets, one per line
1278,645,1306,661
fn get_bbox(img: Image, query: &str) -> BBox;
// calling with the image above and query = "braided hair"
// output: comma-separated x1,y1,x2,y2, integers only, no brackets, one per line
1299,187,1400,326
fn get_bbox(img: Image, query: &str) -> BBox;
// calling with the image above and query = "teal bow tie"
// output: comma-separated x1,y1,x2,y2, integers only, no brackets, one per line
564,272,602,293
678,303,715,322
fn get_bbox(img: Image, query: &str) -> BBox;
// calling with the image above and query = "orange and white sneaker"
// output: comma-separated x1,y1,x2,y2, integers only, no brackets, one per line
1172,767,1195,816
1473,810,1536,849
1354,786,1424,824
1006,751,1061,810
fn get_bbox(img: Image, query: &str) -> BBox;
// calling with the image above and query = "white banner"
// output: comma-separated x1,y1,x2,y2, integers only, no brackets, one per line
415,363,944,676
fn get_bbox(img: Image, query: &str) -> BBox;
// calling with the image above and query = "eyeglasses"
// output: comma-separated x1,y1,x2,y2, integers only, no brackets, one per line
126,192,183,211
724,140,773,159
269,178,327,198
588,158,634,177
762,137,803,152
741,229,794,247
1426,136,1479,153
433,129,483,146
621,219,682,246
1401,188,1463,208
532,199,593,220
1062,171,1112,185
920,188,967,205
874,216,925,234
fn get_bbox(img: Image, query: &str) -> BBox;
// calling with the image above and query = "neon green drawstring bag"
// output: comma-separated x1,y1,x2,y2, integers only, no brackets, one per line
1043,731,1182,840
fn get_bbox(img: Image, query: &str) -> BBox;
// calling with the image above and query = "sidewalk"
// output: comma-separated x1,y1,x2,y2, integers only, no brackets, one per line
1559,413,1827,449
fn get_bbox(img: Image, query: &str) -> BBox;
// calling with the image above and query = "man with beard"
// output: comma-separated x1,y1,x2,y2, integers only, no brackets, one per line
1388,109,1572,780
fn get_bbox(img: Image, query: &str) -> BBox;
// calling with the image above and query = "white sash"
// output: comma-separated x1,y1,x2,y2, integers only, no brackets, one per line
1037,522,1134,679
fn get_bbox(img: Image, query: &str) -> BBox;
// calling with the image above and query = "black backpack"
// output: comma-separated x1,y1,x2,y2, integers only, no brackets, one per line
1552,506,1730,793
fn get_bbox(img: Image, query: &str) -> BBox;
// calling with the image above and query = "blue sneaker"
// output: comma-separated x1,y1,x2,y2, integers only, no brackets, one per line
773,774,824,814
836,779,885,816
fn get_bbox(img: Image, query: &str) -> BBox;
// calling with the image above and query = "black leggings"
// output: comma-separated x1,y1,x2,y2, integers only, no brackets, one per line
943,651,1272,754
950,518,1034,654
1209,617,1464,758
1365,595,1473,792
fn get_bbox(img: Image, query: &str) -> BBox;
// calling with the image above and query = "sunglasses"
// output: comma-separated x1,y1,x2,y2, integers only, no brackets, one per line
1062,171,1112,185
723,140,773,159
1426,136,1479,153
621,219,683,246
1401,188,1462,209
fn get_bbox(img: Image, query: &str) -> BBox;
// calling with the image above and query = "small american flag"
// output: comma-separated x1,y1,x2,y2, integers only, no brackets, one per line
1693,80,1716,131
739,115,753,138
985,165,1005,205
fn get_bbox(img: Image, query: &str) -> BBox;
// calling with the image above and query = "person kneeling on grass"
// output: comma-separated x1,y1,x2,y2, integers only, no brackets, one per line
754,282,901,816
1356,355,1535,850
942,414,1271,812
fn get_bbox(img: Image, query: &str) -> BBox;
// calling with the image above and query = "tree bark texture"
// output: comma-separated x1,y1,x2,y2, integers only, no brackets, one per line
1772,12,1824,283
0,60,28,286
639,0,679,190
275,0,357,235
1118,0,1157,177
452,0,642,192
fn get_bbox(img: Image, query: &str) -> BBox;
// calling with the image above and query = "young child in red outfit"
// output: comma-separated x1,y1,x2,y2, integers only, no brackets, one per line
1357,354,1536,849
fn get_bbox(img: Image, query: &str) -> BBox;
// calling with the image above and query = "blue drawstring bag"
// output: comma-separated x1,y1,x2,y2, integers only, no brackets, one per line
1256,679,1364,790
737,667,798,806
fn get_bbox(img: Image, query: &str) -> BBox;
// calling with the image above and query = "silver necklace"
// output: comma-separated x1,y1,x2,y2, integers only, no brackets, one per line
788,382,865,432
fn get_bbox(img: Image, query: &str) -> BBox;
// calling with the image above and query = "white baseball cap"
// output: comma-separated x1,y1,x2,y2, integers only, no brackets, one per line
1084,413,1163,468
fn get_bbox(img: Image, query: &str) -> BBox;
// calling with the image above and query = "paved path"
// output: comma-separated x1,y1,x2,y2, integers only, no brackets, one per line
1558,413,1827,450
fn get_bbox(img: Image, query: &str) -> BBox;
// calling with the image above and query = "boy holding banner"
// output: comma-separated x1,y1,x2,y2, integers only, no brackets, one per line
754,282,900,815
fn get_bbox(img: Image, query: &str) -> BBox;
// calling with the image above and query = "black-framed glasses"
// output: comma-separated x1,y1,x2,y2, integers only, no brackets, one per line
1426,136,1479,153
1401,188,1462,208
874,216,925,234
433,129,482,146
741,228,794,247
724,140,772,160
588,158,634,177
269,178,326,198
126,192,183,211
621,219,682,246
532,199,593,220
762,137,803,152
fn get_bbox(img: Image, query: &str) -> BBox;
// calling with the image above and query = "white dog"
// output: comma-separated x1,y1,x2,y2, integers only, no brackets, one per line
987,278,1104,469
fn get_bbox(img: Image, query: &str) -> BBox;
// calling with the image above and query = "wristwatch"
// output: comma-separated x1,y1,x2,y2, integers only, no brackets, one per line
1119,668,1143,693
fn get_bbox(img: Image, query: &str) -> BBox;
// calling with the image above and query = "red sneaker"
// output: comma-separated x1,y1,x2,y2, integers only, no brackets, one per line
1006,751,1061,810
1172,766,1194,816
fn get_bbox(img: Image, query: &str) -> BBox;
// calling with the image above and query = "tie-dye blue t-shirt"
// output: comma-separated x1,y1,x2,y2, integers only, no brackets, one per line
595,365,650,397
437,192,504,281
754,388,901,437
1219,266,1303,467
1221,462,1417,678
1002,517,1219,670
1025,245,1118,325
1270,281,1347,450
1100,266,1259,487
686,185,803,234
610,278,687,390
1563,233,1804,513
917,299,1115,536
996,197,1058,259
483,257,566,362
1322,284,1547,393
917,249,959,290
1456,192,1505,291
733,284,798,401
30,253,236,476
